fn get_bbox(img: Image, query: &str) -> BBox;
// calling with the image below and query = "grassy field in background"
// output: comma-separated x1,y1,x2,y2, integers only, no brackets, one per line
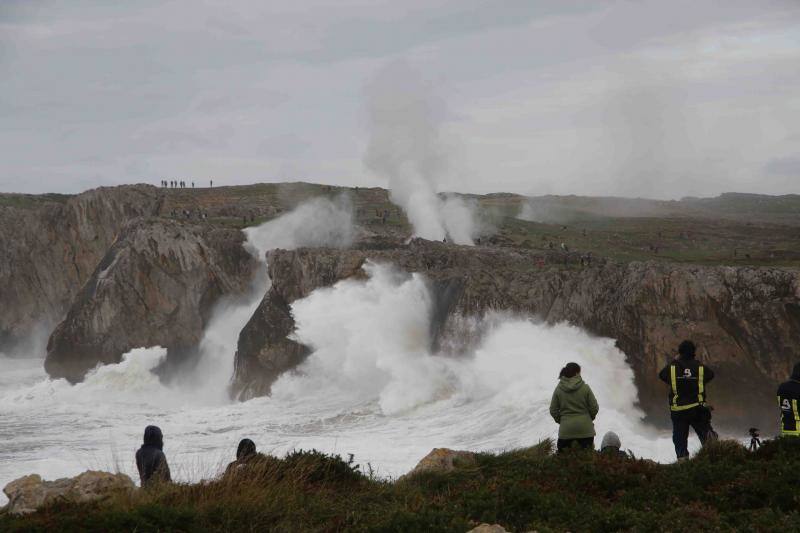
3,182,799,268
0,192,72,209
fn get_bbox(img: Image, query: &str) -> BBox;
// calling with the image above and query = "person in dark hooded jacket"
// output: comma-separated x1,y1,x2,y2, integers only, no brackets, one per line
224,438,271,478
135,425,171,487
550,362,599,452
777,362,800,437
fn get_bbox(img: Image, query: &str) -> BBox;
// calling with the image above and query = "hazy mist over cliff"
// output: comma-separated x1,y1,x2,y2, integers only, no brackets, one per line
1,0,798,198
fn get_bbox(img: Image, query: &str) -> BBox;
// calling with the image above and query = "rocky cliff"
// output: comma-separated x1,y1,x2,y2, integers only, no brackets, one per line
232,239,800,427
0,185,162,351
45,218,256,382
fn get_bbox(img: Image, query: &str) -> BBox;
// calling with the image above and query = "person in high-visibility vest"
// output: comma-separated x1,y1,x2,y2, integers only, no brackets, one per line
658,340,715,460
777,362,800,437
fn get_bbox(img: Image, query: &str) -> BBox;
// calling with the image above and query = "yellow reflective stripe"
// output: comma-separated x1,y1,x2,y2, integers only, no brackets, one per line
794,400,800,426
670,365,678,408
698,366,705,403
778,395,782,407
781,429,800,436
670,402,700,412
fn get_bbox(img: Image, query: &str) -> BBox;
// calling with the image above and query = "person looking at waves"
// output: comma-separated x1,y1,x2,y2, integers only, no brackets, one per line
777,362,800,437
224,438,271,478
549,362,599,452
600,431,627,457
658,340,715,460
135,425,171,487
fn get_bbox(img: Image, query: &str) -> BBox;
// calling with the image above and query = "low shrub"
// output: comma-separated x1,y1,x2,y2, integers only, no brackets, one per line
3,442,800,532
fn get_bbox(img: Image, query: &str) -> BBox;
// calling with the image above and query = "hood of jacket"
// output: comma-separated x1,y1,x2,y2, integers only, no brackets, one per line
143,425,163,450
237,438,256,461
601,431,621,450
557,375,584,393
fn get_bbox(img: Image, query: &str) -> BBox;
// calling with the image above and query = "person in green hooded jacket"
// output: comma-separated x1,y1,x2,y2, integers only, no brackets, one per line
550,362,599,452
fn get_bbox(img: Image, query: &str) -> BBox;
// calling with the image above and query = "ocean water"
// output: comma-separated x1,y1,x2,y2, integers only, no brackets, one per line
0,262,684,505
0,200,684,505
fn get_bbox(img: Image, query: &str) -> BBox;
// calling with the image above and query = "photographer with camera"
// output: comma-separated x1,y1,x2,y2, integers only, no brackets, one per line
658,340,715,460
777,362,800,437
748,428,761,451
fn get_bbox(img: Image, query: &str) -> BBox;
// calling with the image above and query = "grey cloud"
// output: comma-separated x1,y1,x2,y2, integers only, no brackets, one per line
0,0,799,197
765,157,800,177
257,134,310,158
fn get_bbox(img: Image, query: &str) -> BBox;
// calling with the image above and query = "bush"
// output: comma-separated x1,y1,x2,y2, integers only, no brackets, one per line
3,443,800,532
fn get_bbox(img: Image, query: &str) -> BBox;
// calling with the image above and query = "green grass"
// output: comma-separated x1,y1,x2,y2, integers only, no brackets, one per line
4,439,800,532
0,193,72,209
495,215,800,267
151,183,800,267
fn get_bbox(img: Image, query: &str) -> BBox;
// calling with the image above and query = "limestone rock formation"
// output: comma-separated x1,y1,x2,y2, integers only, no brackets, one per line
2,471,135,515
0,185,162,351
232,239,800,427
45,218,256,382
408,448,477,476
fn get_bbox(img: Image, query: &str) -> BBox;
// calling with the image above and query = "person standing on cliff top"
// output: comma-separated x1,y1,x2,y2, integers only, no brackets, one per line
136,425,171,488
550,362,599,452
658,340,715,460
777,362,800,437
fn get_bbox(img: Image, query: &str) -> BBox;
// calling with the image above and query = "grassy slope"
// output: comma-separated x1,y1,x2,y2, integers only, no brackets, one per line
3,439,800,532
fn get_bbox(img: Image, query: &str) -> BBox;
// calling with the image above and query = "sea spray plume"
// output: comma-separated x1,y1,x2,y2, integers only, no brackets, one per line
517,200,574,225
172,195,356,402
441,194,479,244
244,195,356,255
276,261,451,415
0,322,52,360
275,261,649,457
364,61,475,245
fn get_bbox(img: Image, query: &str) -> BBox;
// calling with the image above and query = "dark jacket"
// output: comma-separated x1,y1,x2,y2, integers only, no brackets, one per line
658,357,714,411
777,365,800,436
136,425,171,487
224,452,272,478
549,375,599,439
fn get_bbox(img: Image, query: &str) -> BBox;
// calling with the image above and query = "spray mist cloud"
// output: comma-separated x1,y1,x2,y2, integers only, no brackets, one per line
171,195,356,402
364,61,477,245
244,195,356,255
274,262,664,460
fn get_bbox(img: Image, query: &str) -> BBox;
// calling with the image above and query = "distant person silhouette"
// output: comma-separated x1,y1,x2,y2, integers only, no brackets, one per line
550,362,599,453
135,425,171,487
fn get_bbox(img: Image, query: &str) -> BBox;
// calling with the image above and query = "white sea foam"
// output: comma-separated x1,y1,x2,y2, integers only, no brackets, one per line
0,232,687,506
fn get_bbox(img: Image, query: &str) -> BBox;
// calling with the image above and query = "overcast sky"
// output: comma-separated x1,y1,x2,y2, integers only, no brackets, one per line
1,0,798,198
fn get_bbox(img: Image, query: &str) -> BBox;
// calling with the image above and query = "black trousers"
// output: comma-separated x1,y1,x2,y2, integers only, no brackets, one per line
557,437,594,453
671,407,710,459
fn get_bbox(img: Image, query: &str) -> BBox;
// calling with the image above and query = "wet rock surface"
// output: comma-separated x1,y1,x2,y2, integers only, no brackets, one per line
45,218,256,382
0,185,162,351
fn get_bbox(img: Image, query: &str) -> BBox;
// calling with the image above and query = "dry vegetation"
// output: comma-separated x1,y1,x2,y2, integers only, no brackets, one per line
3,439,800,532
